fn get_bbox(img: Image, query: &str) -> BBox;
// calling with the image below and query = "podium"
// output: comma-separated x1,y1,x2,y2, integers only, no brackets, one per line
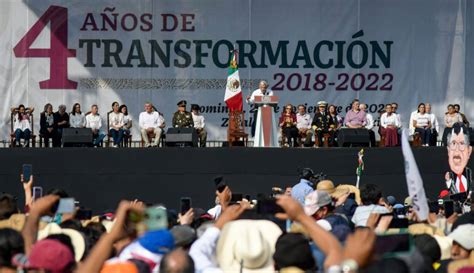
254,95,279,147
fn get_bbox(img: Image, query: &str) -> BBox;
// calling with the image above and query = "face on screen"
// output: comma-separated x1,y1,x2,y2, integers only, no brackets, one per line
448,130,472,175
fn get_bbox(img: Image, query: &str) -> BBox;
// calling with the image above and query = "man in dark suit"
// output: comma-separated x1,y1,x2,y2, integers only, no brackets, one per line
311,101,334,147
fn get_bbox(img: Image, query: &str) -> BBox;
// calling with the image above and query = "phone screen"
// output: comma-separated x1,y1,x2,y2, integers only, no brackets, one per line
32,186,43,201
257,198,284,214
230,193,243,204
145,207,168,231
374,233,412,257
444,200,454,218
180,197,192,214
22,164,32,181
56,198,76,214
76,209,92,220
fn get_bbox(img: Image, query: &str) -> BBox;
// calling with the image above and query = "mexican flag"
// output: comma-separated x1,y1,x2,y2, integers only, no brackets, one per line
224,50,243,111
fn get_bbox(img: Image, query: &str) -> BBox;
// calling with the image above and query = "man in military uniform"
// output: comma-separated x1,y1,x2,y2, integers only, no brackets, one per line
311,101,334,147
172,100,194,128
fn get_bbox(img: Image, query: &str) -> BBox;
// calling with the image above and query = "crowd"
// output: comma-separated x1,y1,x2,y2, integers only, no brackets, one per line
1,154,474,273
11,100,207,148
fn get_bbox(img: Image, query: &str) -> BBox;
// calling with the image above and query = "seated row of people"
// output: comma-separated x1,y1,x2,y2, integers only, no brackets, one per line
11,100,207,148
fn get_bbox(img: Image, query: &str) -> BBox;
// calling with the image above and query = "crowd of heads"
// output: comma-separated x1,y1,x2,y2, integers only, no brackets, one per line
0,166,474,273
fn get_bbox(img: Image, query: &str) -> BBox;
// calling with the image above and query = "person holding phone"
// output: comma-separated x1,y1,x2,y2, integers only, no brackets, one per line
11,104,33,147
352,184,389,227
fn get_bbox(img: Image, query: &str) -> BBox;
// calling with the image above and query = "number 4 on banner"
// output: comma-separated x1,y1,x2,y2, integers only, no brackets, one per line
13,5,77,89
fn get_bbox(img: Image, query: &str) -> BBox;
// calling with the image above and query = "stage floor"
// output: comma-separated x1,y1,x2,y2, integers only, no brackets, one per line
0,147,458,213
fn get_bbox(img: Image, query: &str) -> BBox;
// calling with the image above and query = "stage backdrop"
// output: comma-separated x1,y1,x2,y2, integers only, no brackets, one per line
1,0,473,141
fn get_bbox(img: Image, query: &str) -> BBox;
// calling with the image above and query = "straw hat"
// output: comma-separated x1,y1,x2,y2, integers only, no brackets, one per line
0,214,26,231
37,223,86,262
316,180,335,194
216,220,282,272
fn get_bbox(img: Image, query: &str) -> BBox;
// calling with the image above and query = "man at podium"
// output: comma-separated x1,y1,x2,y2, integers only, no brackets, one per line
246,80,274,137
246,80,279,147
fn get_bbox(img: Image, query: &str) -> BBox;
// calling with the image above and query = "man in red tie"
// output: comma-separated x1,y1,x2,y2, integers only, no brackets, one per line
445,123,472,194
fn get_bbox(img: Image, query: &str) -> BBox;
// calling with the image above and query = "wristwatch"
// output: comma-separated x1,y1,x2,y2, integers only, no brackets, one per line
341,259,358,273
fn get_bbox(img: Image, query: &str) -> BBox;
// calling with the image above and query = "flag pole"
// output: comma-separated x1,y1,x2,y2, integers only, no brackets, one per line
356,149,364,188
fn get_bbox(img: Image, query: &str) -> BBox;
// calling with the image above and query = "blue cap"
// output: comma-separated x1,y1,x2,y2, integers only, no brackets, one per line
386,196,397,206
393,204,404,209
138,230,175,254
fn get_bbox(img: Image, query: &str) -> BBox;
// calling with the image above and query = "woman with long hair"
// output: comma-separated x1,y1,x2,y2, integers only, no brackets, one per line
70,103,85,128
108,101,124,147
11,104,33,147
279,104,298,147
413,103,432,146
380,104,400,147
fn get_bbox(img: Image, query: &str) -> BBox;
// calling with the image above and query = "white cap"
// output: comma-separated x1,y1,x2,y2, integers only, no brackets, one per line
448,224,474,250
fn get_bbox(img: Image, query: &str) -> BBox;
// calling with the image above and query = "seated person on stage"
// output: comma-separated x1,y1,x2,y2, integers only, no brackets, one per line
296,104,313,147
40,103,59,147
109,101,125,148
54,104,70,145
380,104,400,147
120,104,133,137
246,80,274,136
454,104,470,127
328,104,343,130
311,101,335,147
413,103,432,147
139,102,165,147
172,100,194,128
85,104,106,147
344,99,367,129
391,102,402,128
279,104,298,147
191,104,207,147
443,104,464,146
70,103,85,128
426,103,439,146
11,104,33,147
360,103,375,147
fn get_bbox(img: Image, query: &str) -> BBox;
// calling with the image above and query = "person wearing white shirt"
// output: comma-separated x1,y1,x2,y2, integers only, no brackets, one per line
11,104,33,147
426,103,439,146
139,102,165,147
360,104,376,147
380,104,400,147
245,80,274,136
413,103,432,146
296,104,313,147
109,102,125,148
85,104,106,147
391,102,402,128
70,103,85,128
191,104,207,147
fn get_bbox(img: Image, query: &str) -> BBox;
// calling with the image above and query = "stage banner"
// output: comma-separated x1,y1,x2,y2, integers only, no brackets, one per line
0,0,473,141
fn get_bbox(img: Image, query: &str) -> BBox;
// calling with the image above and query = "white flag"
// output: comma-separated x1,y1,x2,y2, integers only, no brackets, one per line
401,129,429,221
